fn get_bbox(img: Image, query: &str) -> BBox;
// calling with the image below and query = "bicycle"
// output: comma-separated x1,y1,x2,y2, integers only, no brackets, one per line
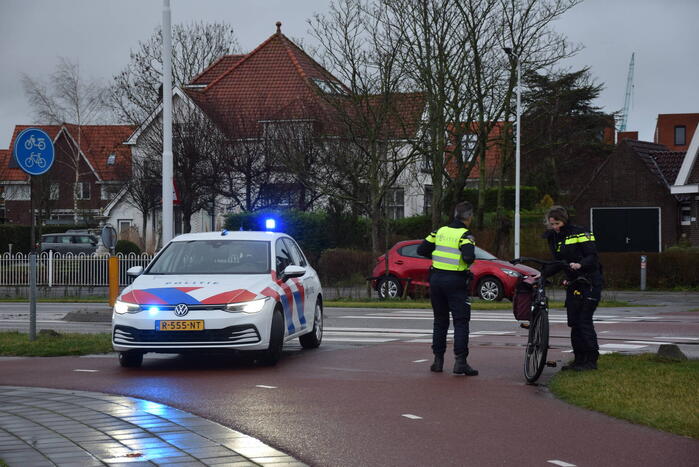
511,258,591,383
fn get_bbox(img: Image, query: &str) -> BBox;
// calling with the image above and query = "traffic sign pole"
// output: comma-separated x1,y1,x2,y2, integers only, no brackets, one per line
29,176,37,340
13,128,55,342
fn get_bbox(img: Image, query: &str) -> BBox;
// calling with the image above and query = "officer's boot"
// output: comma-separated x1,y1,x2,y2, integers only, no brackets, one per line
430,354,444,373
586,350,599,370
572,351,597,371
453,353,478,376
561,352,580,371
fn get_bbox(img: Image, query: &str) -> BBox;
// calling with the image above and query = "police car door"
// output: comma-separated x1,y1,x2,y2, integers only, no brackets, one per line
282,237,315,331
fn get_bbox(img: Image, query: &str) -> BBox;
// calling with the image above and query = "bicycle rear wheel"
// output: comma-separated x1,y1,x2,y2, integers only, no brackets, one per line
524,307,549,383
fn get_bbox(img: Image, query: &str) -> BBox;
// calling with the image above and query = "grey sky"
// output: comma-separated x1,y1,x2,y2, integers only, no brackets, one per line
1,0,697,149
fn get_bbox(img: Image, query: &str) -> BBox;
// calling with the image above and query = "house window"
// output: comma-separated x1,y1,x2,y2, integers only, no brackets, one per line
420,154,432,173
107,153,116,165
385,187,404,220
118,220,132,235
423,185,432,214
674,126,686,146
76,182,90,200
681,204,692,226
101,185,119,200
461,134,477,162
49,183,59,200
5,185,30,200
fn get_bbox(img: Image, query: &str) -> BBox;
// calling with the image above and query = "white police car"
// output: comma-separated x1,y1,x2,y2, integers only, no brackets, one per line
112,230,323,367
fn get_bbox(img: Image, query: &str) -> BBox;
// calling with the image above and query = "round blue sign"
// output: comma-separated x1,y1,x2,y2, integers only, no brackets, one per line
13,128,55,176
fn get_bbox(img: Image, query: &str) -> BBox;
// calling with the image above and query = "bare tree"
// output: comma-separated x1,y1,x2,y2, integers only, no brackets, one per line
22,57,109,223
308,0,425,256
121,156,161,250
107,21,240,126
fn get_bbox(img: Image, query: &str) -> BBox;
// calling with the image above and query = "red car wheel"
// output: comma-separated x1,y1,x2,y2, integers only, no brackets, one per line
477,276,504,301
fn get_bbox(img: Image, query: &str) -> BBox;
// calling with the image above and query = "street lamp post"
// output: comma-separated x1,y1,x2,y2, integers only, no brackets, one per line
504,48,521,259
162,0,174,246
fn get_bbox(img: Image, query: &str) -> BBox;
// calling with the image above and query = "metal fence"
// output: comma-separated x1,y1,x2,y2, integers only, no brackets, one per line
0,252,154,287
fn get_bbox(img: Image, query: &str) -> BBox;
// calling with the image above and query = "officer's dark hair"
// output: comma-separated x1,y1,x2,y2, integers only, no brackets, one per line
454,201,473,221
546,205,569,224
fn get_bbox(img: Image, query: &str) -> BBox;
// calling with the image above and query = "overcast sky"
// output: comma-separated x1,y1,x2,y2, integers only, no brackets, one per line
1,0,697,149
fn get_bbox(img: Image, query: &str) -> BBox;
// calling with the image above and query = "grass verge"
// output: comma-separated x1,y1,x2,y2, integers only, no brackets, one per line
325,298,633,309
550,353,699,439
0,331,112,357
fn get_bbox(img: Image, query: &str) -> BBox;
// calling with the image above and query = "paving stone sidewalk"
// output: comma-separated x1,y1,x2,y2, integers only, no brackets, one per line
0,386,306,466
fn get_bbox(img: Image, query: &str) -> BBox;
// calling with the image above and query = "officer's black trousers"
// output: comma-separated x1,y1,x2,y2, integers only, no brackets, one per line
565,284,602,353
429,271,470,356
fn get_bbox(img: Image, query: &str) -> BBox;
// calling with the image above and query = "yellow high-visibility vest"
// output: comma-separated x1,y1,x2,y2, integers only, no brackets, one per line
425,226,474,271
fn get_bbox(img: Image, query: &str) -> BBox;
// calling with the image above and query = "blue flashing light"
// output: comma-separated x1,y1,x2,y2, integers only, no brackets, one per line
265,218,276,231
221,229,229,236
148,306,159,315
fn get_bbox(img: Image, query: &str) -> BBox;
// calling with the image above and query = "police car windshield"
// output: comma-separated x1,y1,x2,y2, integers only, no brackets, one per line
147,240,270,275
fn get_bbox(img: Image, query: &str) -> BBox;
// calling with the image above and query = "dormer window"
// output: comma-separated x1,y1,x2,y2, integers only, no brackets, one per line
312,78,347,95
107,153,116,165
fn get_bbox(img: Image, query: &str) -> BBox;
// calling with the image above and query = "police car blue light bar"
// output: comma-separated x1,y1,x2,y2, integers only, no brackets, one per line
265,218,276,230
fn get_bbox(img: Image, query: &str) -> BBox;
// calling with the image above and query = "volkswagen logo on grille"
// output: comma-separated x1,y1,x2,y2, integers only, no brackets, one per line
174,303,189,317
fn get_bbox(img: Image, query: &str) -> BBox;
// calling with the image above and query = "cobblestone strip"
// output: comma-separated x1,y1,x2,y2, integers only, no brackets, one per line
0,386,306,466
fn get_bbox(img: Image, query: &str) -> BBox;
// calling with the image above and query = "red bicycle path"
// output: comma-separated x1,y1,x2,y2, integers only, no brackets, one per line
1,342,697,466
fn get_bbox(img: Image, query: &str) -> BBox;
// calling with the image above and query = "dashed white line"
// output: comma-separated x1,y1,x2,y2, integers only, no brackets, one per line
599,343,647,350
73,369,99,373
547,460,576,467
256,385,277,389
401,414,423,420
412,359,428,363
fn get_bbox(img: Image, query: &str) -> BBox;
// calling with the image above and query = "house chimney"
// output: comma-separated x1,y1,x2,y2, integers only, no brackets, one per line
617,131,638,143
276,21,282,33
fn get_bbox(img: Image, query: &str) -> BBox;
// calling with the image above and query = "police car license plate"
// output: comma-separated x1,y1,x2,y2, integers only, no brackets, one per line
156,320,204,331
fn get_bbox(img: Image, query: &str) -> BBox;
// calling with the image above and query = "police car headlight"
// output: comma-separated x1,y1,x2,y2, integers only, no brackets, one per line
501,268,522,278
225,297,269,314
114,300,141,314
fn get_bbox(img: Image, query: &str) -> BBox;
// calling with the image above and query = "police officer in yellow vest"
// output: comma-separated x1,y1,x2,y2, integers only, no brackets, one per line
417,201,478,376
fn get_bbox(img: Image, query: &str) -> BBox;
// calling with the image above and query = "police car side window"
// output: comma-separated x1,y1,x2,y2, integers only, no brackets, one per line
275,238,293,274
283,238,307,267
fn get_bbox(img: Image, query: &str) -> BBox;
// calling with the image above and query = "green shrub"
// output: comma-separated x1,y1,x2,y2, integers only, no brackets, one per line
116,240,141,255
317,248,375,286
599,251,699,289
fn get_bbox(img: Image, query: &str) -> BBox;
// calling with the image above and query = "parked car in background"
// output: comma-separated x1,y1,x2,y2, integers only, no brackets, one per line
372,239,540,301
40,233,98,255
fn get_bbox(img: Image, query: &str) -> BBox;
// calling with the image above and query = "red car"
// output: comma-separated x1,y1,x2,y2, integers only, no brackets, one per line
372,239,540,301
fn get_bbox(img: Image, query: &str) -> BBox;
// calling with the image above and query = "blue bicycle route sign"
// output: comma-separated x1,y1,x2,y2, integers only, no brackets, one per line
13,128,55,176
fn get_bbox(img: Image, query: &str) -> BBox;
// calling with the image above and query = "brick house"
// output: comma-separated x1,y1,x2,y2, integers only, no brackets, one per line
126,22,429,231
572,113,699,251
0,124,135,230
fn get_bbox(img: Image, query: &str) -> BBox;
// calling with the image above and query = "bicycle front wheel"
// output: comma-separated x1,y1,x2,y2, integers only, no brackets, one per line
524,307,549,383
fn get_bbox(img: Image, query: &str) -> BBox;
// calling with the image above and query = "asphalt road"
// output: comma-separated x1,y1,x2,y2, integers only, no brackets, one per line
1,292,698,466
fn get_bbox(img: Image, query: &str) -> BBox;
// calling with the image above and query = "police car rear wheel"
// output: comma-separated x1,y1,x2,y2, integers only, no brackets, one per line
478,277,504,301
299,299,323,349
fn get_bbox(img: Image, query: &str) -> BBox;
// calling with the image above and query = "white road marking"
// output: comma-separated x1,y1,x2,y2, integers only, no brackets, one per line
547,460,576,467
256,385,277,389
625,340,667,345
322,337,397,343
599,343,647,350
73,369,99,373
654,336,699,341
412,359,428,363
401,414,423,420
324,331,427,338
407,339,433,343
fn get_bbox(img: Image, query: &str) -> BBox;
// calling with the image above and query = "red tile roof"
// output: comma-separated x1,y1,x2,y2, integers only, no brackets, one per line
185,26,423,139
3,124,135,182
650,150,686,187
0,149,28,181
189,54,246,86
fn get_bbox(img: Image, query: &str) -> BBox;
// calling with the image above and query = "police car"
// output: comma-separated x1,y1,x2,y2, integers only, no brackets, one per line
112,230,323,367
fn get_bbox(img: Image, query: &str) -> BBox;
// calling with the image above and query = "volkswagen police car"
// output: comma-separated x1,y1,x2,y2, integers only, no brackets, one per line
112,230,323,367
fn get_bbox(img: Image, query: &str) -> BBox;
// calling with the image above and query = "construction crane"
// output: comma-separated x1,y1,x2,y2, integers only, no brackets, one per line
619,52,635,132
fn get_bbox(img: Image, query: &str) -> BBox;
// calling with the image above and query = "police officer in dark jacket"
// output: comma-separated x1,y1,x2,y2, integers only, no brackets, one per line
543,206,603,371
417,201,478,376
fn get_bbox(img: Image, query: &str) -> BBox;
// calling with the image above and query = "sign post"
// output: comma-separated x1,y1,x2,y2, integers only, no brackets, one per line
14,128,55,341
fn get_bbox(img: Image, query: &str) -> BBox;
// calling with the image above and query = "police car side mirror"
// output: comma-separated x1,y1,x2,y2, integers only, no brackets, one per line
126,266,144,278
281,265,305,281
